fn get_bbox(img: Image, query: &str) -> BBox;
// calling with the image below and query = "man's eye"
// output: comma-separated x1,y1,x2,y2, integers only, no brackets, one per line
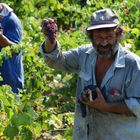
94,37,101,40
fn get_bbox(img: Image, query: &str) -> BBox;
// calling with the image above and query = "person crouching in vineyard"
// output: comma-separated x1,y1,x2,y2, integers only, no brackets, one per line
0,3,24,93
41,8,140,140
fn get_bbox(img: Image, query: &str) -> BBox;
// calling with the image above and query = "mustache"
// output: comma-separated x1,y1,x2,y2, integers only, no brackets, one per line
96,44,113,49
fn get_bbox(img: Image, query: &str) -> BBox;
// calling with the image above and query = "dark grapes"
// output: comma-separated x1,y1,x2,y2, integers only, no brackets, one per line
79,85,97,118
77,0,87,7
41,18,58,44
83,85,97,100
78,99,87,117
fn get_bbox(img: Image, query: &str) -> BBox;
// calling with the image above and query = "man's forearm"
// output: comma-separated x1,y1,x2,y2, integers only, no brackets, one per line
104,102,134,116
0,34,14,47
43,38,56,53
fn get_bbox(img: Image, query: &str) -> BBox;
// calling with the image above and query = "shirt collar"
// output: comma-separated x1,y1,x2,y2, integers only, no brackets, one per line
114,45,126,68
0,3,13,17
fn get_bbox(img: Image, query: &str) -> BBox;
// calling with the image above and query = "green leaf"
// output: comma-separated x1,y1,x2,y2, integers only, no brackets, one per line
27,107,36,118
131,28,140,35
32,122,42,137
3,124,19,140
11,113,32,126
20,127,33,140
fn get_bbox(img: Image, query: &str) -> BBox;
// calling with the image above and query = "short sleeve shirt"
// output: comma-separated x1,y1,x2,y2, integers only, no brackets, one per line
0,12,24,93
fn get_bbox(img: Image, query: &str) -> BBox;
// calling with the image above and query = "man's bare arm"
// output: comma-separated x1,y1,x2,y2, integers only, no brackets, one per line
0,33,14,47
81,88,134,116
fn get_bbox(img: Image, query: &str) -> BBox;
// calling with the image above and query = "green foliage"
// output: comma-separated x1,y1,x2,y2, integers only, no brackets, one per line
3,124,19,140
20,127,33,140
11,113,32,126
0,0,140,139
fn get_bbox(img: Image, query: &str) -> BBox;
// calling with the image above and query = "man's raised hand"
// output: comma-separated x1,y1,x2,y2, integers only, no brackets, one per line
41,18,58,44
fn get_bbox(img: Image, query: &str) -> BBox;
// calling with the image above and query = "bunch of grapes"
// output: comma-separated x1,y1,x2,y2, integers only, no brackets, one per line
41,18,58,44
79,85,97,117
82,85,97,101
78,99,87,117
77,0,87,7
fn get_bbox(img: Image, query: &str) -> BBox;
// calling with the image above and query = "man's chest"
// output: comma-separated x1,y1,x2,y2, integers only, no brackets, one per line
95,58,114,87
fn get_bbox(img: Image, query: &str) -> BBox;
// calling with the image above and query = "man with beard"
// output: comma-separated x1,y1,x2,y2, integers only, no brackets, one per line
41,9,140,140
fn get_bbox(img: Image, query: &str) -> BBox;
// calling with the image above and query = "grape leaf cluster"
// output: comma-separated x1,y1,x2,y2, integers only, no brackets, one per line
42,18,58,44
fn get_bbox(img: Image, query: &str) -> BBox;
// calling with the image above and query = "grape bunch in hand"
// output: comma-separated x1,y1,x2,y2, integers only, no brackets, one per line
41,18,58,44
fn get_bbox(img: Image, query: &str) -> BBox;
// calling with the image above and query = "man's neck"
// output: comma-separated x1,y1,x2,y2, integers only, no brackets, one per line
97,54,116,63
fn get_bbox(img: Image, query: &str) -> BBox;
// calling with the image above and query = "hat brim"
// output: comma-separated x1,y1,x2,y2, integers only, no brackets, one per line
86,23,118,31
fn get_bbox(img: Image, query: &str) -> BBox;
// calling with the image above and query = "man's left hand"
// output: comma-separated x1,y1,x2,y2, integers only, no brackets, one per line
81,87,108,111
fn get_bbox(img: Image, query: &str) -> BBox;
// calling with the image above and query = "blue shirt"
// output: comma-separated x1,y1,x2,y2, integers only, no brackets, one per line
0,12,24,93
41,42,140,140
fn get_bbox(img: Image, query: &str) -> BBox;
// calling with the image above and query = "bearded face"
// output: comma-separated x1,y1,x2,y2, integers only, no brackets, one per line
92,41,119,57
91,28,120,57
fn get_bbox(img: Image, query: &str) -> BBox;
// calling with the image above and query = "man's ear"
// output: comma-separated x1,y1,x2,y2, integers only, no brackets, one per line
86,30,93,40
115,26,123,39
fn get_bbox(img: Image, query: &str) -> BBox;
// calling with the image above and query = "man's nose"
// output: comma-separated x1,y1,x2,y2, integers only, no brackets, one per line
100,39,108,46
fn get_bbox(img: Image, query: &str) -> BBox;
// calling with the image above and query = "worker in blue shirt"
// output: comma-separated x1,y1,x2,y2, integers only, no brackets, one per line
0,3,24,93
